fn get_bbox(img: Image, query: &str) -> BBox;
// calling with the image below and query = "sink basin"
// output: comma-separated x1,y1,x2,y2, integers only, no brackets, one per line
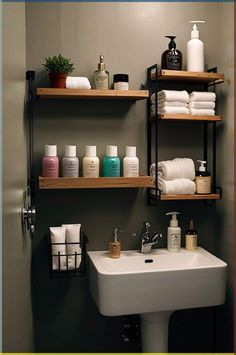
88,247,227,316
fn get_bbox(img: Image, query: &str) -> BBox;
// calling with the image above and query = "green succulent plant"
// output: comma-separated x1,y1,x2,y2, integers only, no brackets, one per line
43,54,74,74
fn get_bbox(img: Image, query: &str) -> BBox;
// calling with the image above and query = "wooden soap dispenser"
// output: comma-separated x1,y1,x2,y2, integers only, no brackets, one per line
109,228,125,258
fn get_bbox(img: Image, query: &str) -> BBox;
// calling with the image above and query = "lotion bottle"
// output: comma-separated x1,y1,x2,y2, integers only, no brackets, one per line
187,21,205,72
195,160,211,194
42,145,59,178
62,145,79,177
123,146,139,177
83,145,99,177
94,55,109,90
102,145,120,177
161,35,183,71
109,228,123,258
185,220,197,251
166,212,181,252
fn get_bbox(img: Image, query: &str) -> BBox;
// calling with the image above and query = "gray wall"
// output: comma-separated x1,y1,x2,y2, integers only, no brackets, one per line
25,3,233,352
3,3,34,352
215,3,234,351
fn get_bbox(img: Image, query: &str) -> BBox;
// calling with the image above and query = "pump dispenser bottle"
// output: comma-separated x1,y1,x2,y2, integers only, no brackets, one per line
161,36,183,70
166,212,181,252
195,160,211,194
187,21,205,72
94,55,109,90
109,228,124,258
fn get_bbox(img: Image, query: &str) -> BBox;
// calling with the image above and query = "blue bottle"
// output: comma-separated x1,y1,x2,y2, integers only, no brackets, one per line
102,145,120,177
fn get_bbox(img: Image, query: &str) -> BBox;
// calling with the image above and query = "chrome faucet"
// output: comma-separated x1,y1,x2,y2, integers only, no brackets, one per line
141,222,162,253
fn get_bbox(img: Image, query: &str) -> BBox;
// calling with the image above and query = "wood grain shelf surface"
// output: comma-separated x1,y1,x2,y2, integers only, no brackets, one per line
39,176,155,189
152,114,223,122
150,69,224,84
37,88,149,100
157,193,220,200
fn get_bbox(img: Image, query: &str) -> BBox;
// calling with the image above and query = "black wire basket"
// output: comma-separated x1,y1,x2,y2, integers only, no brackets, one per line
47,231,88,278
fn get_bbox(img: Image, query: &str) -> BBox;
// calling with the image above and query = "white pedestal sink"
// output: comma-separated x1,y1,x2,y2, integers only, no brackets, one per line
88,248,227,352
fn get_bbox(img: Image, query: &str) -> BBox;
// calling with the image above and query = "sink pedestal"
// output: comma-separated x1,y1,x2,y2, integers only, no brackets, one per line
140,311,173,352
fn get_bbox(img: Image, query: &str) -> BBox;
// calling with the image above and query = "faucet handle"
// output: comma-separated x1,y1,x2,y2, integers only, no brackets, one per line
152,233,162,243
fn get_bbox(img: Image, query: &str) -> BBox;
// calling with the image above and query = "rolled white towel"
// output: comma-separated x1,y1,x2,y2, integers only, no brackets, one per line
150,158,195,181
157,107,190,115
62,224,81,270
157,177,196,195
66,76,91,89
50,226,67,271
188,101,215,109
157,90,189,103
189,108,215,116
189,91,216,102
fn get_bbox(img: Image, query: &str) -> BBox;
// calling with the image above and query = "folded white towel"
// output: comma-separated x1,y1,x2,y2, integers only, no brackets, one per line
66,76,91,89
189,108,215,116
50,226,67,271
189,91,216,102
150,158,195,181
157,177,196,195
157,90,189,103
62,224,81,270
188,101,215,109
156,107,190,115
158,100,188,108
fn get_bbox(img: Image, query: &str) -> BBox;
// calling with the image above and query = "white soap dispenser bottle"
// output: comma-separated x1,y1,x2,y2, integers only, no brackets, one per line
166,211,181,252
187,20,205,72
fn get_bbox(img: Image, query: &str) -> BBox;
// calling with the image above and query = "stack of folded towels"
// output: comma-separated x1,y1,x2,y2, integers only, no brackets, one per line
150,158,196,195
188,91,216,115
151,90,189,115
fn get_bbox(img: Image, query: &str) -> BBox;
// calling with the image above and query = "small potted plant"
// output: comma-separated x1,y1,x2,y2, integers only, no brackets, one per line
43,54,75,88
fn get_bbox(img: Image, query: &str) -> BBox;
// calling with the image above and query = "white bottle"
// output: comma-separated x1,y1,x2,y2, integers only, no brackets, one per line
166,211,181,252
187,21,205,72
83,145,99,177
123,146,139,177
62,145,79,177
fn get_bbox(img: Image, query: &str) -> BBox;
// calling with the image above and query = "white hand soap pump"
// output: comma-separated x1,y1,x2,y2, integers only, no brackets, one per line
166,211,181,252
187,20,205,72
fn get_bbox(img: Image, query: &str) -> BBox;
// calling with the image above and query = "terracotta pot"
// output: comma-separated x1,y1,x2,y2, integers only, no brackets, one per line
48,72,68,88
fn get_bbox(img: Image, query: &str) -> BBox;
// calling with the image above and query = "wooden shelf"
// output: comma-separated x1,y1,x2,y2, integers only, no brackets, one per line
150,69,224,85
39,176,154,189
37,88,149,100
150,193,220,201
151,114,223,122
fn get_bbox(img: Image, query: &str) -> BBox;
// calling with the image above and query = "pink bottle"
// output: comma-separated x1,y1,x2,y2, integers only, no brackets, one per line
42,145,59,177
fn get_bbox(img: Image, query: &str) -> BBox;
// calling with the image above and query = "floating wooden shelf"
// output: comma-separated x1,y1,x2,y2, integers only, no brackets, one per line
39,176,154,189
151,114,223,122
150,69,224,85
37,88,149,100
150,193,220,201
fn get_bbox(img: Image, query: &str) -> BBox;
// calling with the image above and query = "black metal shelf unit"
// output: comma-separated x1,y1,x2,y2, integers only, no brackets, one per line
146,64,223,205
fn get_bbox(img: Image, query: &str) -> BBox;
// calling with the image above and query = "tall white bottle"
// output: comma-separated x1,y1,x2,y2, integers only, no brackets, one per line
166,211,181,252
83,145,99,177
123,146,139,177
187,21,205,72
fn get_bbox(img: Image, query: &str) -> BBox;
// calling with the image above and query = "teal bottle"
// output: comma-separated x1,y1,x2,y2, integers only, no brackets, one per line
102,145,120,177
